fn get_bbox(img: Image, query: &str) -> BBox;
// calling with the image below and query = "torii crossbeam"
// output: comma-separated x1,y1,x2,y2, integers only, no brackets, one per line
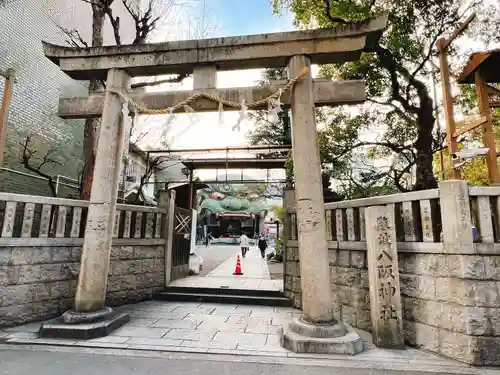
40,14,388,354
59,79,365,118
44,17,387,119
43,17,387,80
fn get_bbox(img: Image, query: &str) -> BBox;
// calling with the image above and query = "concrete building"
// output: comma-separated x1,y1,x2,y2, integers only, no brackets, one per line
0,0,138,197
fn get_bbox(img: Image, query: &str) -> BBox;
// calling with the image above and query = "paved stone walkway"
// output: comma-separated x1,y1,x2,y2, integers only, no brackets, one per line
0,300,472,369
0,246,479,369
172,245,283,291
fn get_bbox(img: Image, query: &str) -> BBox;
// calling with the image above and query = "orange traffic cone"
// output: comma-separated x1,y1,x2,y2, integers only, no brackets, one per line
233,254,243,275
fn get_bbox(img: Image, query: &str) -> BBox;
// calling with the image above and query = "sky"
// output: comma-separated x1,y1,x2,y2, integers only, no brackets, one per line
134,0,294,182
209,0,293,36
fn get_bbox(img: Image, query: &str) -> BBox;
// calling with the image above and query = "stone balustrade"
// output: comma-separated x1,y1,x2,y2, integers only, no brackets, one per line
0,193,167,328
284,181,500,365
0,192,167,245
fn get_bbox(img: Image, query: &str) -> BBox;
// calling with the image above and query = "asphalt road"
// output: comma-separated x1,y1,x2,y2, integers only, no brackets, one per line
0,346,466,375
194,244,242,276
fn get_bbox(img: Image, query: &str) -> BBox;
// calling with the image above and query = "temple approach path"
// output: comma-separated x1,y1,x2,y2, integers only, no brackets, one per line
173,244,282,291
193,245,241,277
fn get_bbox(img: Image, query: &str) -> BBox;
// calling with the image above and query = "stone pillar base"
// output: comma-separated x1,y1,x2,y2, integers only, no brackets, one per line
39,307,129,340
282,316,363,355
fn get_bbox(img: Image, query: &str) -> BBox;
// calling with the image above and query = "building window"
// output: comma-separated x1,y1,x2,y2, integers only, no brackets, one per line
126,159,137,182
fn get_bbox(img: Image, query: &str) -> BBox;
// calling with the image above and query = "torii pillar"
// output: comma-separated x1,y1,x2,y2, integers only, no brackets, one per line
39,69,131,338
281,56,363,354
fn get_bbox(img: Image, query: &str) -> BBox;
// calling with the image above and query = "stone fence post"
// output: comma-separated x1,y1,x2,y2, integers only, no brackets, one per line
159,189,176,285
438,180,474,252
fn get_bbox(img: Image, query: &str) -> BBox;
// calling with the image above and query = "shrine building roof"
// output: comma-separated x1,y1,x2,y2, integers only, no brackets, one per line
458,49,500,84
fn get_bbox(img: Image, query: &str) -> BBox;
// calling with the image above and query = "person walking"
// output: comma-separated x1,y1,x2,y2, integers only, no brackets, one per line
240,232,249,258
258,234,268,259
205,233,213,247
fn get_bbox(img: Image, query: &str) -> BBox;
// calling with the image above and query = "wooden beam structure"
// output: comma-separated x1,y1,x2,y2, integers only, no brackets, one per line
486,85,500,108
42,15,388,81
457,49,500,184
474,71,500,184
58,80,366,119
0,69,15,166
457,49,500,84
163,179,286,185
437,38,461,179
149,144,292,155
452,116,488,138
441,13,476,50
181,157,286,170
437,13,476,180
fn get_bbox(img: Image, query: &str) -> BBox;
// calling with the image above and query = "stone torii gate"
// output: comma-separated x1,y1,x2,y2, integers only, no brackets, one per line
40,16,387,354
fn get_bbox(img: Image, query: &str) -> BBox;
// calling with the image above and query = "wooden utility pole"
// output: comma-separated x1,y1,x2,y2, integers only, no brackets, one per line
0,69,15,166
437,13,476,180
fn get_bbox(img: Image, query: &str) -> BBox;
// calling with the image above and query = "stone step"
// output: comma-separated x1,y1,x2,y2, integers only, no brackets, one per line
154,290,292,307
163,286,284,298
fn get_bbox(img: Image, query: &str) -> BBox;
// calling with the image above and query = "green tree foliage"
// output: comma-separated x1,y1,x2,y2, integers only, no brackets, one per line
272,204,285,221
271,0,500,192
247,68,294,183
247,68,344,201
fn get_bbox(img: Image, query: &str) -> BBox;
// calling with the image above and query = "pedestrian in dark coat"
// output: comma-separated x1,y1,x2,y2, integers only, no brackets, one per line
257,234,268,259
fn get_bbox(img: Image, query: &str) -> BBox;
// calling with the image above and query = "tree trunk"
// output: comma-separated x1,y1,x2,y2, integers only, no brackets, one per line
81,8,105,200
414,97,438,190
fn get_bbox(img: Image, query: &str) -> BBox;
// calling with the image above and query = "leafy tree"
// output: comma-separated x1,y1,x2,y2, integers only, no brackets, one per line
272,204,285,221
248,68,343,201
271,0,500,191
247,68,294,183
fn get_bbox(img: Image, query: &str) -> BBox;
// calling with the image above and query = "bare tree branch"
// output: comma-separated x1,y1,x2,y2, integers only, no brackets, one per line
134,156,170,203
123,0,160,44
54,24,89,48
19,136,61,197
130,72,190,88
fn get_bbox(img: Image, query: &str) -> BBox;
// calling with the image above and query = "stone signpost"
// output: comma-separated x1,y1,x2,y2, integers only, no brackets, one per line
365,205,404,348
